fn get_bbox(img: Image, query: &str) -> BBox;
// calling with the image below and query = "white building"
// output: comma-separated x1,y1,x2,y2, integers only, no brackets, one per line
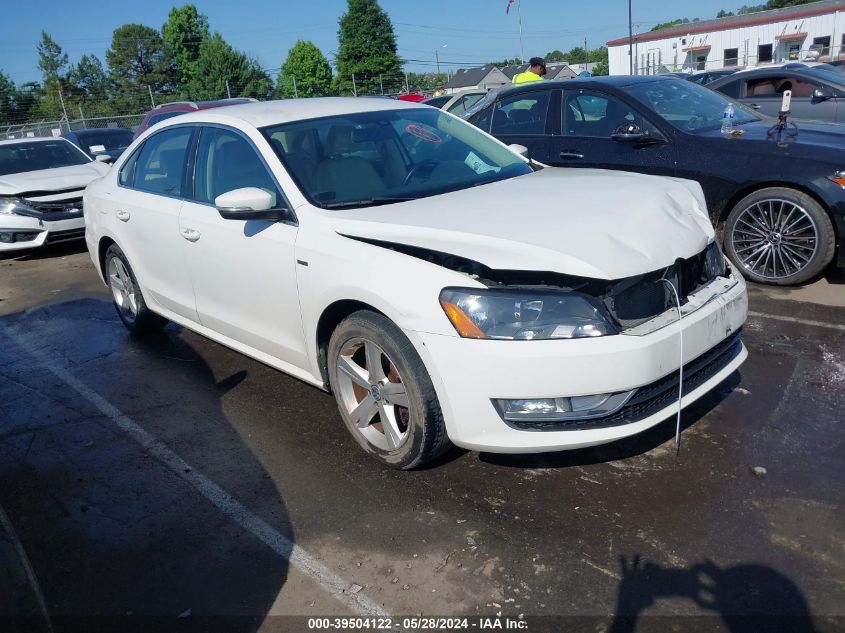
607,0,845,75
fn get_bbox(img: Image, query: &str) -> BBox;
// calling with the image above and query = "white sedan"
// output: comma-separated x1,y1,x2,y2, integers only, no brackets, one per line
83,98,748,468
0,137,111,252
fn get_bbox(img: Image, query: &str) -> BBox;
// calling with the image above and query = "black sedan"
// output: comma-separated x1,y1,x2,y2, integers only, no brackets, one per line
61,128,134,161
707,63,845,123
466,76,844,285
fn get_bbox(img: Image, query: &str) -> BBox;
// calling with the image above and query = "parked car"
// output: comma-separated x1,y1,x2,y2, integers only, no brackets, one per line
423,89,487,116
467,76,845,285
134,98,257,139
686,69,738,85
708,64,845,123
85,98,747,468
0,137,110,252
62,127,134,161
397,93,427,102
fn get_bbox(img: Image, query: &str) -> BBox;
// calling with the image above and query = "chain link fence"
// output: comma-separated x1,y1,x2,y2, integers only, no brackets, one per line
3,113,146,140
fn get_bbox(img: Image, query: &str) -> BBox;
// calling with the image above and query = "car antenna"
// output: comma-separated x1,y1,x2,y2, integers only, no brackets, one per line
767,89,799,141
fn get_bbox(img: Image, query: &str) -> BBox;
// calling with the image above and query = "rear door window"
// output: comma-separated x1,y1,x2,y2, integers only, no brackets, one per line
490,91,551,136
132,127,193,197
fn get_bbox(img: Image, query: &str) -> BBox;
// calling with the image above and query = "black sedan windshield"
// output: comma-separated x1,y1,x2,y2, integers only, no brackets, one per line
261,107,532,209
626,79,761,132
0,139,91,176
73,129,134,153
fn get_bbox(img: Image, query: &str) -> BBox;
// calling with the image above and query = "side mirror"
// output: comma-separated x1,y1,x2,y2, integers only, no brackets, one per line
95,154,113,164
508,143,529,157
611,122,648,142
813,87,834,100
215,187,284,221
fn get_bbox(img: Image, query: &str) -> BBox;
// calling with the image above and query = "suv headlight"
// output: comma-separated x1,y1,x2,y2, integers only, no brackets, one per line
703,240,727,279
0,197,34,216
439,287,616,340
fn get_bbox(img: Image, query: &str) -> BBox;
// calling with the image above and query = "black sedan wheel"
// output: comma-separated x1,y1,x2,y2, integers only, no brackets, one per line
724,187,835,286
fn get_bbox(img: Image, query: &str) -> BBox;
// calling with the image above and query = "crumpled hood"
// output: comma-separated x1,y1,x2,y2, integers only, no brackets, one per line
0,161,109,196
328,168,715,280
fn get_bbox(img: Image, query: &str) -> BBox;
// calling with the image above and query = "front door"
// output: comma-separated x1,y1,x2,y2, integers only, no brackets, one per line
179,126,308,369
547,89,675,177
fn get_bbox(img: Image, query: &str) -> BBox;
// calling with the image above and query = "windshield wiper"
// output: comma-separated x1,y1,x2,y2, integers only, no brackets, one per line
321,196,416,209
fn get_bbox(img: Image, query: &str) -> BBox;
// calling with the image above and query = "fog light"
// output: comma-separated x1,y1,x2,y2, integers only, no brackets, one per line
495,390,634,423
0,232,12,243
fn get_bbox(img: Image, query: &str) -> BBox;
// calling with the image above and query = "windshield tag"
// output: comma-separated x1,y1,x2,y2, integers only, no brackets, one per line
465,151,499,175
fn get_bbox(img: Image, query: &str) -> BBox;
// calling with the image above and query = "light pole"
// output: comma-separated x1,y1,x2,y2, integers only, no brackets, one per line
628,0,634,75
435,44,447,76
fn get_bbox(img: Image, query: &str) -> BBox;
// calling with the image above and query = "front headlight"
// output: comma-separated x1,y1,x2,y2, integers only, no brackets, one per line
439,287,616,340
0,197,20,215
703,240,727,279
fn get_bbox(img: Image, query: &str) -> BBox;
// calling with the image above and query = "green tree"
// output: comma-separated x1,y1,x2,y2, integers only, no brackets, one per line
37,31,69,118
651,18,690,31
335,0,402,95
566,46,588,64
106,24,170,111
70,54,108,100
544,50,566,62
277,40,333,98
163,4,210,94
591,60,609,76
189,33,272,100
0,71,16,123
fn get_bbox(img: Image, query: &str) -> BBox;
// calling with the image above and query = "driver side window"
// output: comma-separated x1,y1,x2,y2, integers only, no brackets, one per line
562,91,643,138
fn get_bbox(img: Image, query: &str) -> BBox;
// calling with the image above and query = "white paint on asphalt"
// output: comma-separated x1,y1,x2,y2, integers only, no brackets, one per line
747,311,845,332
0,324,389,618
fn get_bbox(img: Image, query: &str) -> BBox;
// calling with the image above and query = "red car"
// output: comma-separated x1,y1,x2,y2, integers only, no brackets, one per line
397,93,427,102
133,98,257,139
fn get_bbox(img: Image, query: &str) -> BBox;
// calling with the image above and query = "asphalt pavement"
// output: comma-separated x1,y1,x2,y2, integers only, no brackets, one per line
0,241,843,633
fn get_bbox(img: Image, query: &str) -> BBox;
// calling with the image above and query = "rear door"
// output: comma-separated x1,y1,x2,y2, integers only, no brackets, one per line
547,88,675,176
735,73,841,122
487,88,555,161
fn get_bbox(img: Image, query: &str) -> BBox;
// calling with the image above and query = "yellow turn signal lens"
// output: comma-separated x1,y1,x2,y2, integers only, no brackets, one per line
439,300,488,339
830,176,845,187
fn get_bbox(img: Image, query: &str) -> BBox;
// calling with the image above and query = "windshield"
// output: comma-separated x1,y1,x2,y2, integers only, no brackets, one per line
626,79,761,132
74,129,134,153
261,107,532,209
0,139,91,176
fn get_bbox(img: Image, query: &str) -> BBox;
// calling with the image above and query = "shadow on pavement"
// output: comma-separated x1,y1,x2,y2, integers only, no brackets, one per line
607,555,819,633
0,240,89,262
478,372,740,469
0,298,292,632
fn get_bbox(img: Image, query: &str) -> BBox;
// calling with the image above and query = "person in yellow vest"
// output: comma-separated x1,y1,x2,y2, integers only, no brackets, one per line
512,57,547,85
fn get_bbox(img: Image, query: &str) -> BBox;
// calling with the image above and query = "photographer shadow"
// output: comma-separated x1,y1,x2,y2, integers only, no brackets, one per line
609,555,818,633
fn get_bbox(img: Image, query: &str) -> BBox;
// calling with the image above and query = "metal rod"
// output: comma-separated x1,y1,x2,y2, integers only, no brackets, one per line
292,76,298,99
148,86,155,108
517,0,525,64
226,80,231,99
351,73,357,96
628,0,634,75
57,87,68,124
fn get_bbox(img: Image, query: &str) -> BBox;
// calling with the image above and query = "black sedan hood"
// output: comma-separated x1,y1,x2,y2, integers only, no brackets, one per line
694,120,845,156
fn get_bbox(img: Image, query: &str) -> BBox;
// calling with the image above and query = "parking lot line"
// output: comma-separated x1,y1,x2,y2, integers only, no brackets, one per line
747,311,845,332
0,324,389,618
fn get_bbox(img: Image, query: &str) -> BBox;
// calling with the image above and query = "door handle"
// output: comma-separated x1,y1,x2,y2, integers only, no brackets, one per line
559,151,585,160
116,210,130,222
749,103,761,110
181,228,201,242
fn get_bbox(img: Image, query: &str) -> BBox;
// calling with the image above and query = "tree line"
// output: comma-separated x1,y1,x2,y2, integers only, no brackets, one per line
0,0,410,125
652,0,817,31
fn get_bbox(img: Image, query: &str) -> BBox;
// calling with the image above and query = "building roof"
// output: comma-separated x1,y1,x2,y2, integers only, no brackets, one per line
500,61,578,79
444,65,502,89
607,0,845,47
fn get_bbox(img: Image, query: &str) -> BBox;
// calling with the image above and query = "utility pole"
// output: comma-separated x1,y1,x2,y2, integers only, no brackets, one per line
292,76,298,98
78,105,86,129
225,80,231,99
379,74,384,95
628,0,634,75
404,72,409,94
436,48,441,75
351,73,357,96
57,87,69,124
517,0,525,64
148,85,155,108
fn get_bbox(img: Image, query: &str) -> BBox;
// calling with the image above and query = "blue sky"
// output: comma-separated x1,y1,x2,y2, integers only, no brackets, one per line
2,0,737,83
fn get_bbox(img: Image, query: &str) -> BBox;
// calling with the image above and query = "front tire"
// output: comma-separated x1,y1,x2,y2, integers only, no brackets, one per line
723,187,835,286
104,244,166,333
327,310,450,469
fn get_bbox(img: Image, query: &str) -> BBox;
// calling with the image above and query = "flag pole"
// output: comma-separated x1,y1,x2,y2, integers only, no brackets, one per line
517,0,525,64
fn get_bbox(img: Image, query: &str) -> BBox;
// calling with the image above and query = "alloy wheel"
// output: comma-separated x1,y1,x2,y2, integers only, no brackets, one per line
335,337,411,451
107,256,138,324
731,198,818,281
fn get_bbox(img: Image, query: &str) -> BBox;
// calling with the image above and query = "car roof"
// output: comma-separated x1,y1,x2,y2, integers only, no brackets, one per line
151,98,257,113
65,128,132,136
158,97,427,129
0,136,72,147
495,75,679,97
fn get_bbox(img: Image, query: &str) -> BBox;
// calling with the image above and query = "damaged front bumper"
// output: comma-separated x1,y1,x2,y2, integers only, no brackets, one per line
0,197,85,251
411,273,748,453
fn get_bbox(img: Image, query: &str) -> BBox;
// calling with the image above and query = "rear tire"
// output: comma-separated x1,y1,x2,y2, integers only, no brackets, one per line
327,310,450,469
723,187,835,286
104,244,166,334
